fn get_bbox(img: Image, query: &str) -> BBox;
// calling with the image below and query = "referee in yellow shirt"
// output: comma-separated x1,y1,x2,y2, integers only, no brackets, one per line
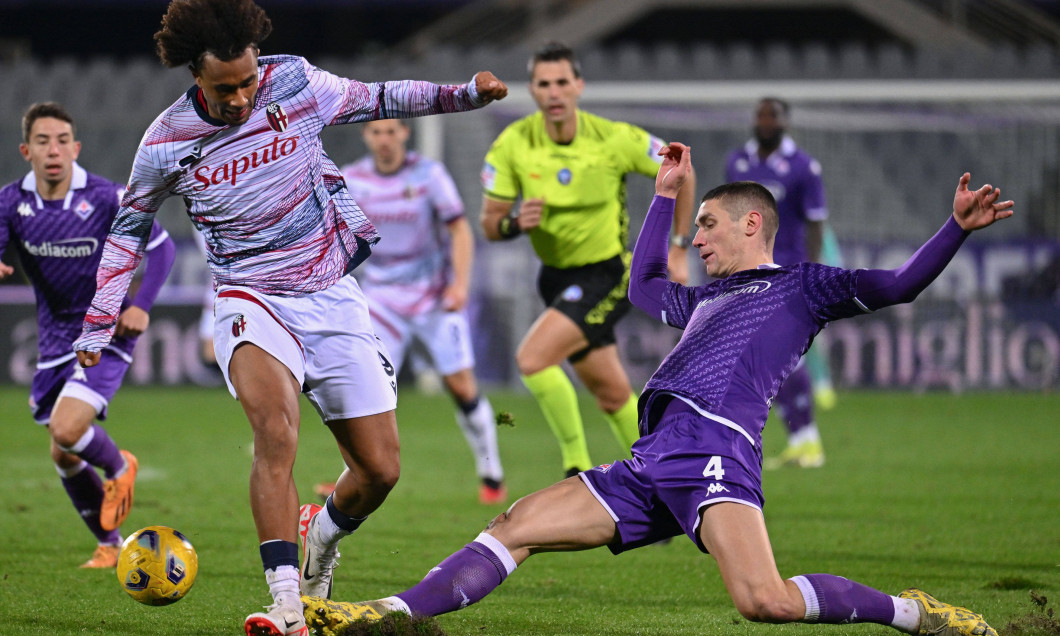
481,42,695,476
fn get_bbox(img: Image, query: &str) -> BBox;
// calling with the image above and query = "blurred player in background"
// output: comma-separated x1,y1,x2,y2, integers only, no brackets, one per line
726,97,834,470
336,118,506,505
306,142,1005,636
70,1,508,634
480,42,695,477
0,102,175,568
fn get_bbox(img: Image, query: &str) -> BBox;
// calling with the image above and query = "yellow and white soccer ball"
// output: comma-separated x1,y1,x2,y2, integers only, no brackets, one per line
116,526,198,606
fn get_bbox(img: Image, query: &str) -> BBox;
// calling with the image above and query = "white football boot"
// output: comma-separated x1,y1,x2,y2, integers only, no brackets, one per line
299,503,339,599
244,602,307,636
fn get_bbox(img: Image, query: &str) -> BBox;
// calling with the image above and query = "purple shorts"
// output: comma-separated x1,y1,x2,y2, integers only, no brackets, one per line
580,400,764,554
29,350,132,424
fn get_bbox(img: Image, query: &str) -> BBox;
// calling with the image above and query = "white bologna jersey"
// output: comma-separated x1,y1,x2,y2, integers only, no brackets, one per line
77,54,488,352
341,151,464,316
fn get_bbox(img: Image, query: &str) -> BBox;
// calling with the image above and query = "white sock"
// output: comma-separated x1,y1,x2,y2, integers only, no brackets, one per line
265,565,301,608
456,396,504,482
379,596,412,614
891,596,921,633
314,505,352,547
789,423,821,447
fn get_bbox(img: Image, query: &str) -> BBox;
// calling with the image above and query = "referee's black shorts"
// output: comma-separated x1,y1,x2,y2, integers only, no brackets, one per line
537,253,632,362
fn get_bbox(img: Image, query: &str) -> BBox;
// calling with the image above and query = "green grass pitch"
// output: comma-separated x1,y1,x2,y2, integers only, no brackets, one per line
0,385,1057,635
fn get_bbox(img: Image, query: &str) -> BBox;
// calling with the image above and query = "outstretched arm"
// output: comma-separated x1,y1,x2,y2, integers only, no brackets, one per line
630,143,692,316
320,64,508,126
855,173,1014,311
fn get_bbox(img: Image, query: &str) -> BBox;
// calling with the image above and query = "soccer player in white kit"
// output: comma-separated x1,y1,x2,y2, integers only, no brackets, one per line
71,1,508,634
341,119,505,505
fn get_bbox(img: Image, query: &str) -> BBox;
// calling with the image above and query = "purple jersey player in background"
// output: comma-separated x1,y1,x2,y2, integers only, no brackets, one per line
726,97,830,469
306,142,1007,636
71,1,507,634
0,102,174,569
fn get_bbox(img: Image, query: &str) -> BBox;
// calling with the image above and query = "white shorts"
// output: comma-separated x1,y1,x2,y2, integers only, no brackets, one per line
212,276,398,421
367,301,475,377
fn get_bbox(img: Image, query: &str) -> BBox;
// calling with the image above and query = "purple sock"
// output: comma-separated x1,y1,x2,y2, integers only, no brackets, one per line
61,463,121,545
776,365,814,435
794,574,895,625
396,540,512,616
74,425,124,478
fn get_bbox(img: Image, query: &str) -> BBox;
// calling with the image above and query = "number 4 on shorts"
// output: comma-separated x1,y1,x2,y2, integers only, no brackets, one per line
702,456,725,480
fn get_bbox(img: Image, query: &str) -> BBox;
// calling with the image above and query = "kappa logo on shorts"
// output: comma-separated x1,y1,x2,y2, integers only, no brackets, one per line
266,102,289,133
705,483,730,496
561,285,583,302
232,314,247,337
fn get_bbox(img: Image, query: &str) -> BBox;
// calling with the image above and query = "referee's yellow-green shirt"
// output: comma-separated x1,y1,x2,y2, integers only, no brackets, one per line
482,110,664,269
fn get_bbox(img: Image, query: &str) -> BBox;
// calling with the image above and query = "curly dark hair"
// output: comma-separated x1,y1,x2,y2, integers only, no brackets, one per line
154,0,272,72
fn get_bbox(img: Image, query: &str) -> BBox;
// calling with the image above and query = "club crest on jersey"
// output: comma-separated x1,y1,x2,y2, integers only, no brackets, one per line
480,162,497,190
73,199,95,220
556,167,572,185
648,135,665,160
266,102,288,133
17,202,34,217
232,314,247,337
561,285,583,302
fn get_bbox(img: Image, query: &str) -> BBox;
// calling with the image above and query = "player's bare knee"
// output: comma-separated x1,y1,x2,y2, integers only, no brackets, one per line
484,510,512,532
360,457,400,494
48,418,88,449
515,348,545,376
593,386,632,414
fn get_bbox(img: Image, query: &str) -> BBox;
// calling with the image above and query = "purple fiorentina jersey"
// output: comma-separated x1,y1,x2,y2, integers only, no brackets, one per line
0,163,168,364
341,151,463,316
725,136,827,265
643,262,863,448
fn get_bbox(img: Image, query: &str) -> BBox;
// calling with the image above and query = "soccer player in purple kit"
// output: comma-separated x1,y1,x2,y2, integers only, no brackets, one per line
71,1,507,634
305,142,1005,636
726,96,830,469
0,102,175,568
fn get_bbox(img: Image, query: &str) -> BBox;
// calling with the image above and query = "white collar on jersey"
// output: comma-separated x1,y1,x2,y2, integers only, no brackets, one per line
742,136,797,168
757,263,781,269
21,161,88,210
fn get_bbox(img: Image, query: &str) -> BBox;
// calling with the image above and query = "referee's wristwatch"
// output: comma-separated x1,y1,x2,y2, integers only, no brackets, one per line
670,234,691,249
